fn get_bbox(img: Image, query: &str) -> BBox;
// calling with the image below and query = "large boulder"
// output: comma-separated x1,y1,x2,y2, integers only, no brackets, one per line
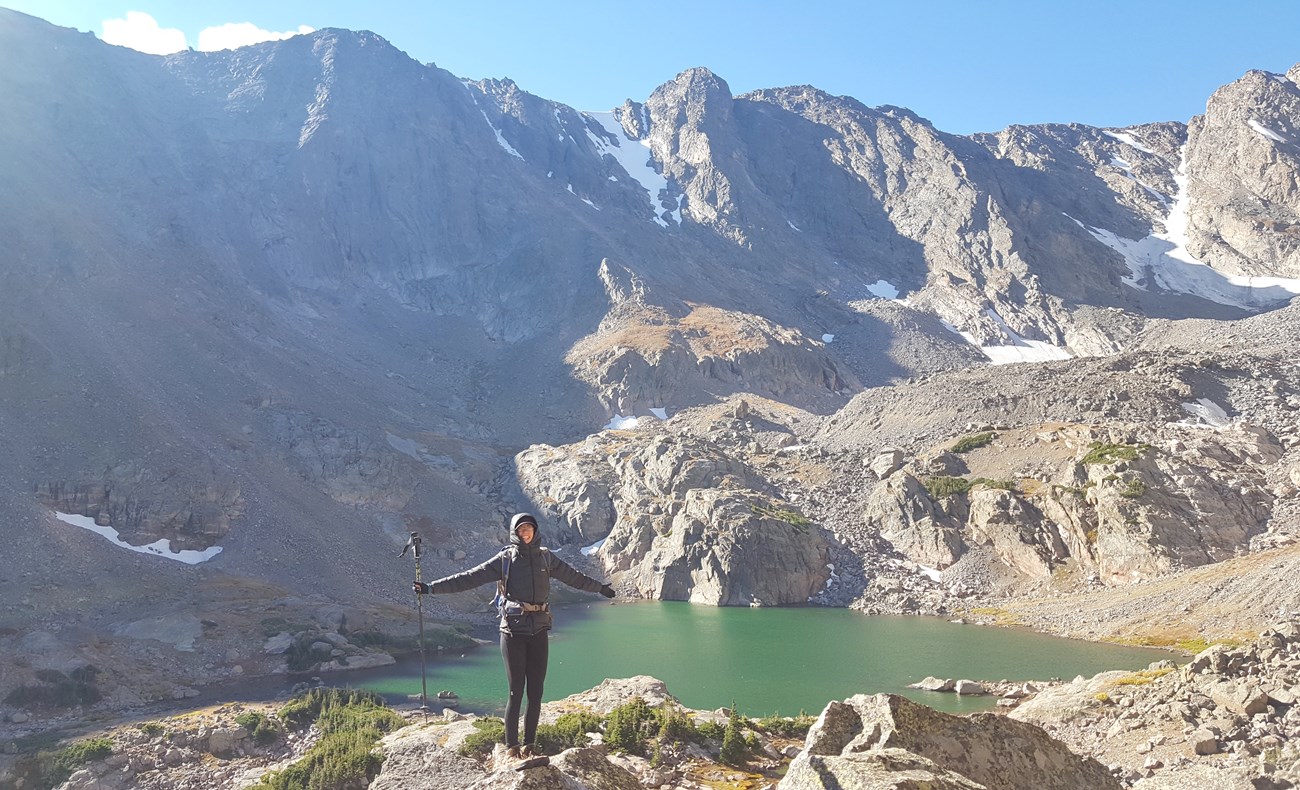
782,693,1119,790
780,747,987,790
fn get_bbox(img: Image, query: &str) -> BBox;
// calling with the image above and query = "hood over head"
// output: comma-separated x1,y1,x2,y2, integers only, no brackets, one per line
509,512,541,550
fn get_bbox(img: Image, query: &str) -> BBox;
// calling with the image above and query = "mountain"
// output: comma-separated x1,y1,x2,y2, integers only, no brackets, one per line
2,5,1300,715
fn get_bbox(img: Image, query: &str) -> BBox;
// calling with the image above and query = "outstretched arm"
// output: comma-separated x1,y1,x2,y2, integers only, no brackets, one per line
417,551,505,594
548,552,614,597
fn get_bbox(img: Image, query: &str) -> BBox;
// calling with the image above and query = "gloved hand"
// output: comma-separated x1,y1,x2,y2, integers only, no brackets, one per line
600,584,616,599
413,581,430,595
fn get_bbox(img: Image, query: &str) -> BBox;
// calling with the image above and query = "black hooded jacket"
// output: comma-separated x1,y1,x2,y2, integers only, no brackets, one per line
426,516,605,636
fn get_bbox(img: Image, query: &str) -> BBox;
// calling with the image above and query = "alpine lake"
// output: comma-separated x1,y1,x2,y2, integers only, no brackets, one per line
349,599,1175,717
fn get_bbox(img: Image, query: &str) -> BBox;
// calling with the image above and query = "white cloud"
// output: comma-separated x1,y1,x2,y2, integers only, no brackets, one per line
197,22,315,52
101,11,188,55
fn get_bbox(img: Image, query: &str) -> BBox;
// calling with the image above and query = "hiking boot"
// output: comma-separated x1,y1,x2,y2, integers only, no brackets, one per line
503,745,522,761
512,743,549,771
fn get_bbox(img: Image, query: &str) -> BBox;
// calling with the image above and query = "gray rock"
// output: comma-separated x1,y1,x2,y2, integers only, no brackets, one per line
791,694,1119,789
954,680,986,696
1190,729,1219,755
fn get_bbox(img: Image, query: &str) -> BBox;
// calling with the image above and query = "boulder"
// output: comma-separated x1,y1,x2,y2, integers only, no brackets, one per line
870,449,904,479
370,728,484,790
793,693,1119,790
780,747,986,789
1189,729,1219,755
551,676,675,715
953,680,986,696
909,676,955,692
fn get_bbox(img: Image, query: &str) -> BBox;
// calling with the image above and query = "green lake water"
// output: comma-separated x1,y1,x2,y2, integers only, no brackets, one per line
357,601,1174,716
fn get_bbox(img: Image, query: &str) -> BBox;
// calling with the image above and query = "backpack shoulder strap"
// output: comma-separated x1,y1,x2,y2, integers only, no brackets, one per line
497,548,514,600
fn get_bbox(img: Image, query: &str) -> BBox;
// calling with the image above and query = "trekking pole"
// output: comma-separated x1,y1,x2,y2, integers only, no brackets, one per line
399,531,429,721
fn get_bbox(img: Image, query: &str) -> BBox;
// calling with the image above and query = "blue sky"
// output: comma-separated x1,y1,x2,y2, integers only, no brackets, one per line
9,1,1300,134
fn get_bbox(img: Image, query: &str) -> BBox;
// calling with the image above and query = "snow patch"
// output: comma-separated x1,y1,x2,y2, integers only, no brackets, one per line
821,333,835,343
943,311,1071,365
866,279,901,300
1065,149,1300,308
787,220,802,232
584,111,674,227
581,197,600,210
475,108,524,160
918,564,944,582
604,415,639,430
55,512,223,564
649,407,668,419
1103,130,1155,155
1181,399,1231,427
580,537,607,556
1110,156,1133,171
1248,118,1289,144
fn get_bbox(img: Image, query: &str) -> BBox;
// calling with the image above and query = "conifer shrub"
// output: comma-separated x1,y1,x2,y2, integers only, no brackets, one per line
603,697,656,754
754,712,817,738
535,711,603,753
1080,441,1146,465
718,712,747,767
235,711,282,745
19,736,113,789
252,688,405,790
951,432,995,453
924,476,973,498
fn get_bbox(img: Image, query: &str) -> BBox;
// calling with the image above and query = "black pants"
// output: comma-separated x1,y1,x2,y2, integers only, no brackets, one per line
500,630,548,747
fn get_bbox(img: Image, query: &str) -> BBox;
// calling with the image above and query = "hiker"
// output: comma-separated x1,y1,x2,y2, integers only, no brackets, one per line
413,512,615,769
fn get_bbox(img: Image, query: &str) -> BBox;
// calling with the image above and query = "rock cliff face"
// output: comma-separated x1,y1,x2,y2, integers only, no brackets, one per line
1185,68,1300,278
516,427,830,605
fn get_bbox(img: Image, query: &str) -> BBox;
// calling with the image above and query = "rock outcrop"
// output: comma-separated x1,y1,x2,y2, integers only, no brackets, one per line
516,427,831,605
780,692,1119,790
863,422,1280,591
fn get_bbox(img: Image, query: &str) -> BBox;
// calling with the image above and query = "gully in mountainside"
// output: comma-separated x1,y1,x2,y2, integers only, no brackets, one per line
412,512,616,770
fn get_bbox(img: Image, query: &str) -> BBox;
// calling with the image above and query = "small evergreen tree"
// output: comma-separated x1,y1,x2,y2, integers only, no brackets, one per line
718,711,747,767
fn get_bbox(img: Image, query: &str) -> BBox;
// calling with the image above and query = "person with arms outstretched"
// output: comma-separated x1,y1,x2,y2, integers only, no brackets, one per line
413,512,615,770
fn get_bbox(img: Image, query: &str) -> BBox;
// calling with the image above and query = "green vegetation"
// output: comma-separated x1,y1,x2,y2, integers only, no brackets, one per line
754,712,817,738
1118,479,1147,499
137,721,166,737
718,711,748,767
1080,441,1146,466
4,667,101,709
536,711,603,753
971,478,1016,491
950,432,995,453
605,697,656,755
458,718,505,758
252,689,404,790
1112,668,1175,686
235,711,282,745
14,736,113,790
924,476,973,498
924,476,1015,497
751,504,813,528
1094,692,1111,704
